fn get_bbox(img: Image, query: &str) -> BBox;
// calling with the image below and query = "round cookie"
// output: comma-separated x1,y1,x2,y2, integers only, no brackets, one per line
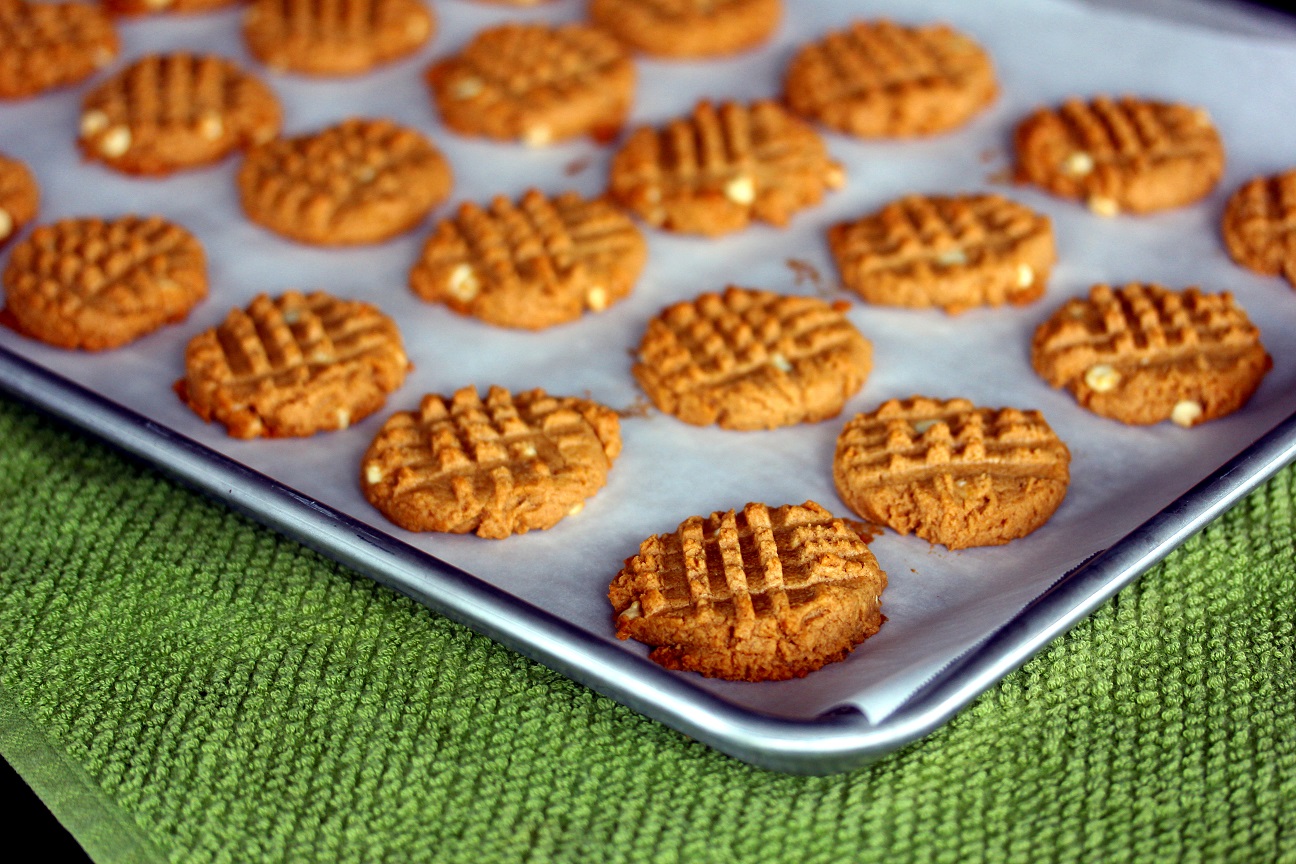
1013,96,1225,216
360,386,622,538
588,0,781,59
176,290,410,439
633,285,872,430
238,117,452,245
608,99,845,236
243,0,434,77
833,396,1071,550
78,53,283,177
426,22,634,146
609,500,887,682
783,19,997,138
1221,168,1296,288
0,0,118,100
2,215,207,351
1030,282,1272,427
0,152,38,248
103,0,243,15
828,192,1055,314
408,189,646,330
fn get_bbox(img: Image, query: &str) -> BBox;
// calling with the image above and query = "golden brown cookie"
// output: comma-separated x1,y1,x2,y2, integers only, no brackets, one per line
609,500,887,681
0,152,39,249
588,0,781,59
103,0,244,16
176,290,410,439
78,53,283,176
783,19,997,138
237,118,452,246
608,99,844,236
0,0,118,100
408,189,646,330
633,286,872,430
360,386,622,538
1013,96,1225,215
426,22,634,146
2,215,207,351
828,193,1055,314
834,396,1070,550
243,0,434,77
1030,282,1272,427
1221,168,1296,288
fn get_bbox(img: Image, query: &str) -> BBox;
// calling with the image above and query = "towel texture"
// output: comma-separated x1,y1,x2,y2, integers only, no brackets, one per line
1,394,1293,863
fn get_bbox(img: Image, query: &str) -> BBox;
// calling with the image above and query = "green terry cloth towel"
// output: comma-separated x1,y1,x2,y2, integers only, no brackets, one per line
1,393,1294,864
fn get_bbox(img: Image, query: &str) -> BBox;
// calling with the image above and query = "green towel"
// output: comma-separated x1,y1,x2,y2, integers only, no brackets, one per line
1,393,1293,863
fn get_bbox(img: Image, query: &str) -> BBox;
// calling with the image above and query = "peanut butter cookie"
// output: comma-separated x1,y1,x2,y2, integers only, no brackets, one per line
589,0,781,59
1013,96,1225,216
609,500,887,681
608,99,844,236
0,152,38,249
360,386,622,538
1221,168,1296,288
408,189,646,330
177,290,410,438
828,193,1055,314
783,19,997,138
3,215,207,350
833,396,1071,550
1030,282,1272,427
238,117,452,245
0,0,118,100
243,0,434,76
633,286,872,430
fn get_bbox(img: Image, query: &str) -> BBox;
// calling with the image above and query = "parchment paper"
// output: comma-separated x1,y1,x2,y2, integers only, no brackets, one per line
3,0,1295,725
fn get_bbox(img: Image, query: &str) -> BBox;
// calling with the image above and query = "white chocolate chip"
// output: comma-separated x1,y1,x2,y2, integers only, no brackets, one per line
586,285,608,312
769,352,793,373
620,600,643,621
1062,151,1094,177
1171,400,1204,428
523,125,552,147
824,163,846,189
567,502,585,517
198,112,224,141
282,308,301,324
518,443,537,458
1016,263,1035,289
936,248,968,267
724,175,756,205
452,77,483,100
80,110,109,137
0,208,12,241
1084,364,1121,392
448,263,480,302
912,419,937,434
1088,196,1119,217
364,464,384,484
99,126,132,158
336,409,351,430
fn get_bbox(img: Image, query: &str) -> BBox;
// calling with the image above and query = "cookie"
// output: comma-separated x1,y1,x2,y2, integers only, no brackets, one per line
2,215,207,350
783,19,997,138
1013,96,1225,215
0,0,118,100
0,152,38,249
408,189,646,330
633,285,872,430
243,0,434,76
588,0,781,59
360,386,622,538
609,500,887,681
176,290,410,438
78,53,283,176
426,22,634,146
834,396,1070,550
237,118,452,246
1221,168,1296,288
827,193,1055,314
608,99,844,236
103,0,243,15
1030,282,1272,427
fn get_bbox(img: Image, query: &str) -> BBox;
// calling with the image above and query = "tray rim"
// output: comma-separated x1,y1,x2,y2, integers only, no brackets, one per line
4,344,1295,775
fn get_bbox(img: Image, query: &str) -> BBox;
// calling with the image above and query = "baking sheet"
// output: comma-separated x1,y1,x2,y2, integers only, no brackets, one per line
3,0,1296,756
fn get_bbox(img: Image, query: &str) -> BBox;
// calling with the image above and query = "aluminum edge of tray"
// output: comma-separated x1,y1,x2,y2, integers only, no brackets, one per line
2,345,1294,775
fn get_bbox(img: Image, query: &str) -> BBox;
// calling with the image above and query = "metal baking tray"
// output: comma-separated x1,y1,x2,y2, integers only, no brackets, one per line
3,0,1296,774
